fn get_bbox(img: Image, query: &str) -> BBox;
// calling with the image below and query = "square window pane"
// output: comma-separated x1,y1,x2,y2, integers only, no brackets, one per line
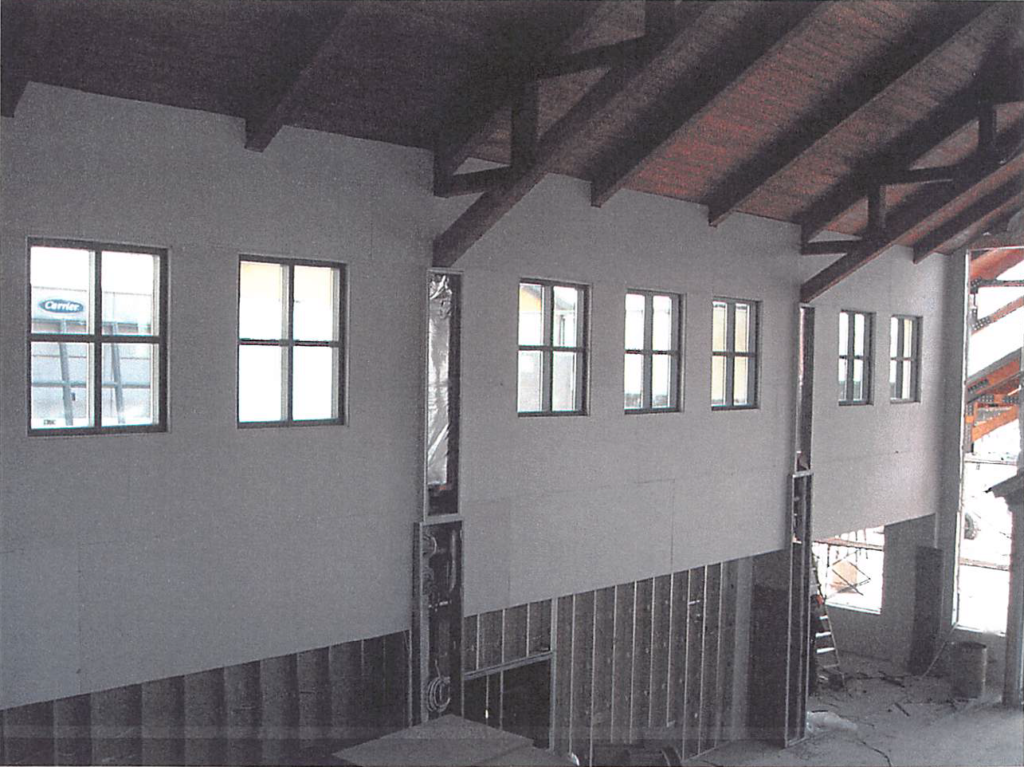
712,354,727,405
652,354,672,408
239,345,284,422
30,246,92,334
551,351,579,411
852,359,865,401
902,361,913,400
854,313,866,355
903,319,915,357
889,316,898,358
293,265,339,342
31,341,92,428
712,302,728,352
652,295,673,351
518,283,544,346
734,356,750,405
839,312,850,355
102,251,159,335
624,353,643,409
735,304,750,353
240,261,287,340
552,286,579,347
517,350,543,412
101,342,158,426
625,293,646,351
293,346,338,420
839,358,848,401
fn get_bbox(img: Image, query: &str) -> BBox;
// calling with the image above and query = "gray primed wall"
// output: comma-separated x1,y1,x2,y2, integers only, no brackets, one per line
1,84,951,708
1,86,431,707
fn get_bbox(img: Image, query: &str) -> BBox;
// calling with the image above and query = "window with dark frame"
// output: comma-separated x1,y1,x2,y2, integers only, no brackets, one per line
517,280,587,415
624,290,681,412
711,298,759,409
238,256,345,426
890,315,921,403
838,309,872,405
28,239,167,434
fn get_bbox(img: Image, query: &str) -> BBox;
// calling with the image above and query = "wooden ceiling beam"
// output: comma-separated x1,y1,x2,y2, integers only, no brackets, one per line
588,3,826,209
704,4,1004,229
1,0,36,118
800,239,860,256
244,5,352,152
433,3,713,268
913,179,1023,262
801,136,1024,303
433,2,621,182
969,228,1024,253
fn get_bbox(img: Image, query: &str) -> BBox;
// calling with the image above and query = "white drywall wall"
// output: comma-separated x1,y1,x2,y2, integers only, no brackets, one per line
1,83,954,708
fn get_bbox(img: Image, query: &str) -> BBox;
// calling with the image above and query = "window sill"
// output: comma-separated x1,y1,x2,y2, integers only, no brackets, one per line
29,424,167,436
239,419,345,428
838,401,872,407
712,404,758,411
625,407,680,415
889,398,920,405
517,410,588,418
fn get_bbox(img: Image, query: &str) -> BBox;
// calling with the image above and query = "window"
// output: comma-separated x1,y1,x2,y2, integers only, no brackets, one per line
238,256,345,425
517,280,587,414
890,315,920,402
28,239,167,434
624,290,681,412
813,526,885,613
838,310,872,405
711,298,758,409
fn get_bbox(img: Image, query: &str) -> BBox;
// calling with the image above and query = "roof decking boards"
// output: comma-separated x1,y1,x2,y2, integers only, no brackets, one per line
1,0,1020,295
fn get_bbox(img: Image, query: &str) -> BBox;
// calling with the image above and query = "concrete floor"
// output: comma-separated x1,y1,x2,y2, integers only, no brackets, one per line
686,654,1024,767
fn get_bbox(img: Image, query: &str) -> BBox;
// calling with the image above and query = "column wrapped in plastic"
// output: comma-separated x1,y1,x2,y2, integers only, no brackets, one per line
426,274,453,489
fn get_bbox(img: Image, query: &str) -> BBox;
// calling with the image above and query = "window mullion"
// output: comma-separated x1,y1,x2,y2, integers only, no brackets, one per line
285,264,295,422
93,248,103,428
725,303,736,406
643,294,654,408
543,286,554,412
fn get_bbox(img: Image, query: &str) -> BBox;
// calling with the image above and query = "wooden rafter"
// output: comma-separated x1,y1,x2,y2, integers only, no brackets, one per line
588,3,826,209
432,3,713,268
244,5,352,152
801,134,1024,302
969,228,1024,253
913,179,1023,262
1,0,35,118
433,2,621,182
703,4,1003,228
971,244,1024,281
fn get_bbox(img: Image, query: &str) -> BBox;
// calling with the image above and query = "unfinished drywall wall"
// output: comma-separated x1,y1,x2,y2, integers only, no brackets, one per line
0,85,432,708
1,83,953,712
804,248,949,540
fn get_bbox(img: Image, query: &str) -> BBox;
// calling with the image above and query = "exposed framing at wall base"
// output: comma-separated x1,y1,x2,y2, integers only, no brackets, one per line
0,631,409,766
463,559,744,766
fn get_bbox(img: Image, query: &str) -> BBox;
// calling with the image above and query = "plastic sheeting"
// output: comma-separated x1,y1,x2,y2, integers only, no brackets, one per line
426,274,455,490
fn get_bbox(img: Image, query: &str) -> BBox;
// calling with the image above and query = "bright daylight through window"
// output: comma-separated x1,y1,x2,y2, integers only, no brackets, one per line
890,315,921,403
29,240,166,433
813,526,885,613
625,291,680,412
838,309,872,405
518,280,586,414
711,298,758,409
238,257,344,425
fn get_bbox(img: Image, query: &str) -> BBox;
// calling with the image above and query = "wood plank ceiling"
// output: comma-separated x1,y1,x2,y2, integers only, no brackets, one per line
2,0,1022,299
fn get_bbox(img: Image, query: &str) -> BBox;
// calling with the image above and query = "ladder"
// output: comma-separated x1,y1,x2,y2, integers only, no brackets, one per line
811,557,845,689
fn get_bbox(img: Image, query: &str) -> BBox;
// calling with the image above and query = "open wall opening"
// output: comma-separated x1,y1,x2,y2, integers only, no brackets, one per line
813,526,885,614
957,246,1022,635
